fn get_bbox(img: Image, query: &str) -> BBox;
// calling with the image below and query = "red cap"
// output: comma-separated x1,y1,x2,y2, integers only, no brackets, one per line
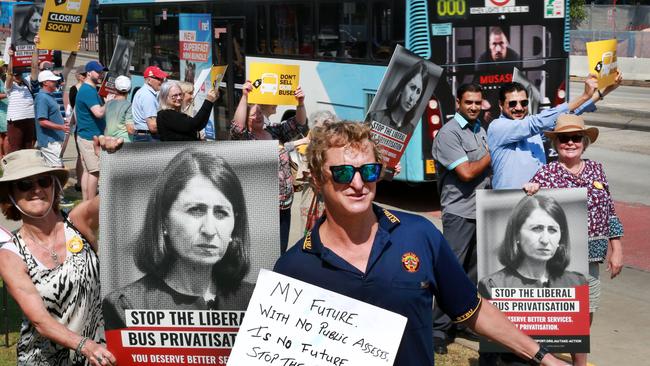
143,66,168,80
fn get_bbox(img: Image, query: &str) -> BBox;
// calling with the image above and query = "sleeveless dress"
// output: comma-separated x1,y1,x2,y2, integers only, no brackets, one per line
10,217,104,365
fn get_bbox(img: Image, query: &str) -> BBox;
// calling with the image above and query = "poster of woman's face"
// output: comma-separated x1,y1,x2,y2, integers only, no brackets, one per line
366,44,442,138
108,37,135,76
98,141,279,313
476,188,589,282
11,3,44,47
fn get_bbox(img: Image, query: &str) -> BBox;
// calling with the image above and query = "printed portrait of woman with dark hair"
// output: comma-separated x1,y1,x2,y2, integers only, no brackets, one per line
102,148,255,330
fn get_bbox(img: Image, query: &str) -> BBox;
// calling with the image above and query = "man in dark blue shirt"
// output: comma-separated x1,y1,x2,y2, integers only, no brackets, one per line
274,121,568,366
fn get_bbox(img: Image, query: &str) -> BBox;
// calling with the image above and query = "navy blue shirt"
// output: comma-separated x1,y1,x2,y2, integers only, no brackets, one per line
274,205,481,366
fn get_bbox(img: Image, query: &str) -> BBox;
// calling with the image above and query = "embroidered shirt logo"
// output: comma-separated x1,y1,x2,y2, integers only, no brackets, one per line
383,209,400,224
302,230,312,250
401,252,420,272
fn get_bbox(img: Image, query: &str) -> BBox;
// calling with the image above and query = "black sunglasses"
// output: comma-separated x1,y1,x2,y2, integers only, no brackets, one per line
329,163,382,184
508,99,529,108
557,134,583,143
14,176,53,192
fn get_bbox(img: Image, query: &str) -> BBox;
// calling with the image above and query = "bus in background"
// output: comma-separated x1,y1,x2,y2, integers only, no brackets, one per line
97,0,570,183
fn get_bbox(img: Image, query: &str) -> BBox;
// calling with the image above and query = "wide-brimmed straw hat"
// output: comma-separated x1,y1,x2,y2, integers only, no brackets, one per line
544,114,599,143
0,150,69,190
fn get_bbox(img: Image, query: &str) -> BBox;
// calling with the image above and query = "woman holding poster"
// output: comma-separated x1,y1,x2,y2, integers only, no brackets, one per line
478,194,586,297
103,149,254,329
524,113,624,366
156,81,217,141
0,143,121,366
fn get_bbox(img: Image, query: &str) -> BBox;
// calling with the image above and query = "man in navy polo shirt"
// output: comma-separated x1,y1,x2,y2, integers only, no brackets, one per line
274,121,568,366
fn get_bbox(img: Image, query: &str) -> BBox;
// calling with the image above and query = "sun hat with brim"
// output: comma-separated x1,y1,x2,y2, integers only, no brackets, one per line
0,150,69,189
544,114,599,144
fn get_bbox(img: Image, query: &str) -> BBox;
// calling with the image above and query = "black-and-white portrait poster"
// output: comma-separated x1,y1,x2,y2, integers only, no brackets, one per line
99,141,279,366
11,3,43,47
108,36,135,76
365,44,442,174
476,188,590,354
100,36,135,96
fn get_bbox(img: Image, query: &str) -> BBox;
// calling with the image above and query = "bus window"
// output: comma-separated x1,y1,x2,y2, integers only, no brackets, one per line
256,5,269,54
152,11,180,76
126,25,151,74
270,4,313,57
318,1,367,60
371,1,404,61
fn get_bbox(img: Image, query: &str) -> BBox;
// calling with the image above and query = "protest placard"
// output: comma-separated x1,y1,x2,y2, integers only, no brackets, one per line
38,0,90,51
476,188,590,353
365,45,442,177
99,141,280,365
248,63,300,106
99,36,134,97
211,65,228,88
228,269,407,366
10,3,52,68
586,39,618,89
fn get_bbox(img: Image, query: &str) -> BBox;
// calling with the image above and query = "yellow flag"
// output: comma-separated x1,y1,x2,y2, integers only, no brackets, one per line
248,63,300,106
38,0,90,51
586,39,618,89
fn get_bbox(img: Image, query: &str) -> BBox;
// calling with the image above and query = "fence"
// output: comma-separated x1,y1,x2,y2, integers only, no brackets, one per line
572,4,650,58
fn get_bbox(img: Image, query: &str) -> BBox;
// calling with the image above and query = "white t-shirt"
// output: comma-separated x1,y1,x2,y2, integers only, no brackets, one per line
6,82,35,121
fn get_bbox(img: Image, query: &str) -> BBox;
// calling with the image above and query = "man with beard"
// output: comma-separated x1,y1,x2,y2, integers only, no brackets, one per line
75,61,109,200
487,74,619,189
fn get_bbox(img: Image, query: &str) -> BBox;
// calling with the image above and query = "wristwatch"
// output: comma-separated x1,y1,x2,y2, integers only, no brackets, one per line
529,344,549,365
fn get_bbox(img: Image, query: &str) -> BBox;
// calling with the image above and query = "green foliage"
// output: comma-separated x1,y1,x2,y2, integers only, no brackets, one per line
570,0,588,29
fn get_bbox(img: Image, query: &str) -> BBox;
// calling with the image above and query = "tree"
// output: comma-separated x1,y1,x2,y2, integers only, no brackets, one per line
570,0,588,29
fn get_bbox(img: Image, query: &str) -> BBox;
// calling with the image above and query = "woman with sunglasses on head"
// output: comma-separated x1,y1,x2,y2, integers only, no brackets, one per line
0,137,122,366
523,114,623,366
231,81,309,254
156,81,218,141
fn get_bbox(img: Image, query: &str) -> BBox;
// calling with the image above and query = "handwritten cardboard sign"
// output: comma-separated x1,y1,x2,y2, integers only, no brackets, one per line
248,63,300,106
586,39,618,89
228,269,407,366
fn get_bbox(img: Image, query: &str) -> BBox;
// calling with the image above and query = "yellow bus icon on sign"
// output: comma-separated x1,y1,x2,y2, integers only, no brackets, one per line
260,73,278,95
600,51,615,77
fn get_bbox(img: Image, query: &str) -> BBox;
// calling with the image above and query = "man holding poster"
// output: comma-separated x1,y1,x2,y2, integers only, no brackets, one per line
365,45,442,176
274,121,569,366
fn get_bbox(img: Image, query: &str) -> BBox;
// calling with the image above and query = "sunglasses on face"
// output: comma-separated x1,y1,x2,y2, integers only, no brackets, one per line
557,134,583,144
507,99,529,108
329,163,382,184
14,176,53,192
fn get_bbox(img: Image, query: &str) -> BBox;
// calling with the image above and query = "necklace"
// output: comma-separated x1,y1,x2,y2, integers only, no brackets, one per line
21,228,60,264
562,160,584,176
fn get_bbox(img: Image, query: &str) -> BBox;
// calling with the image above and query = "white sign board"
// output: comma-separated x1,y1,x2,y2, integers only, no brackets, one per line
228,269,407,366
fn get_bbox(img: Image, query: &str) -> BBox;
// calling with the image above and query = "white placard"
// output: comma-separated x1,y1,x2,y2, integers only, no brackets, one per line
192,67,211,97
228,269,407,366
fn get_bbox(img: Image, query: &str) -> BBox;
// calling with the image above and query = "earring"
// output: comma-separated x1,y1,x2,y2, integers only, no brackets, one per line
162,226,168,236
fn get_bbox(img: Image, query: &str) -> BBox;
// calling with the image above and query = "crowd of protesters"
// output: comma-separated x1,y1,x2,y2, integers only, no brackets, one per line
0,27,627,366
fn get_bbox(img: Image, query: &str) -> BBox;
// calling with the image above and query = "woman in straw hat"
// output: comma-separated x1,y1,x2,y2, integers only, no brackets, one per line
524,113,623,366
0,137,121,366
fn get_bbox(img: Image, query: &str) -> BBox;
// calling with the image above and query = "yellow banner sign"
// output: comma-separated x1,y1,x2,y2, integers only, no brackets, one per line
586,39,618,89
248,63,300,106
210,65,228,88
38,0,90,51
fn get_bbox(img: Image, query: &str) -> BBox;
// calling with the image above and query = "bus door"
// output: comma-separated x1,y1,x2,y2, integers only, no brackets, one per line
212,17,246,139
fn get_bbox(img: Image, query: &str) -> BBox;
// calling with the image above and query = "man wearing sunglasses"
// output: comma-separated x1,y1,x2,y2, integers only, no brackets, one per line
274,121,569,366
431,83,491,353
487,74,616,189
